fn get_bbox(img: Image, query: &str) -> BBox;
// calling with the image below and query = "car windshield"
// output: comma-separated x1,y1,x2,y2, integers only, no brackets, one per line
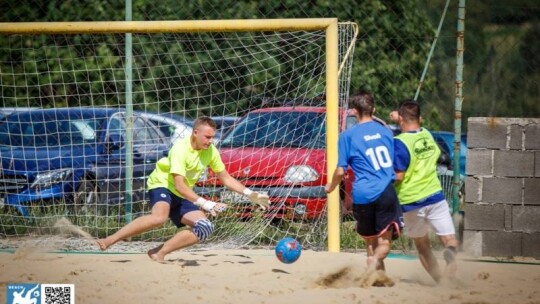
219,111,326,148
0,112,103,148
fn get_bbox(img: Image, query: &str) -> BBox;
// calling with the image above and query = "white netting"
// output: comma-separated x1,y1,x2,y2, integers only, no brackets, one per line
0,22,357,252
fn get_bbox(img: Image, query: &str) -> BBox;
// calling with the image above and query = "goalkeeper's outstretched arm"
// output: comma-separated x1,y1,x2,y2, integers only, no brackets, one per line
215,170,270,209
173,174,226,216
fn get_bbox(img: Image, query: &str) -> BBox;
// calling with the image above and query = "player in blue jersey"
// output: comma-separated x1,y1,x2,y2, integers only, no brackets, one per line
326,91,402,273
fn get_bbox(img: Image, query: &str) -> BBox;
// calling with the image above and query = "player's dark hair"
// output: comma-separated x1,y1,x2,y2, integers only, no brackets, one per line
349,91,375,116
194,116,217,130
398,99,421,123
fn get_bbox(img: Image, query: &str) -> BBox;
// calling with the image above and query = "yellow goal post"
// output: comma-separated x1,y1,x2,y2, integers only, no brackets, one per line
0,18,343,252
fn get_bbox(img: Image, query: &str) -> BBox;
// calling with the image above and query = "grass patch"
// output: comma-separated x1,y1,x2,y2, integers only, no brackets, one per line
339,220,445,253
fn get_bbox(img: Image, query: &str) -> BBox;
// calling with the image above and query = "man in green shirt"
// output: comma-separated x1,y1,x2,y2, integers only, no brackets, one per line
97,116,269,262
392,100,458,282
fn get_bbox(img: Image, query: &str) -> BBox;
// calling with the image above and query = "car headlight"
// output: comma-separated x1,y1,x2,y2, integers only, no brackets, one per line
293,203,307,215
284,165,319,183
31,169,73,189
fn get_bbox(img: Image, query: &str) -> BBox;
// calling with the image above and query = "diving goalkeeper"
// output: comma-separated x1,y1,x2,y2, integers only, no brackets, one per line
97,116,269,262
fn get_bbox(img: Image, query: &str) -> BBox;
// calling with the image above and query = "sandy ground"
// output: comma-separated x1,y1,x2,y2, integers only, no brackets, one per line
1,245,540,304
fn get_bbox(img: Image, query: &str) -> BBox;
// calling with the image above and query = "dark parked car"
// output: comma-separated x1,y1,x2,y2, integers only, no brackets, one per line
138,112,193,145
0,108,170,217
0,107,39,120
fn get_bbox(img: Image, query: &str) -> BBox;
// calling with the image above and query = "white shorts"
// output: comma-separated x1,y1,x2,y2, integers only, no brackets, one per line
403,200,455,238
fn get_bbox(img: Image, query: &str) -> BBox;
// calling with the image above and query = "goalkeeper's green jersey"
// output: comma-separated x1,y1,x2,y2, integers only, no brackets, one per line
147,136,225,198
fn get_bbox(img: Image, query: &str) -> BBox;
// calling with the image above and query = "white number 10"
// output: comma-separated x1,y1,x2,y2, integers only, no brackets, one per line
366,146,392,170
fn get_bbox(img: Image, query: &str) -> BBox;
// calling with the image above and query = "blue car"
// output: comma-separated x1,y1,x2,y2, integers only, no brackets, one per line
430,131,467,176
0,108,170,217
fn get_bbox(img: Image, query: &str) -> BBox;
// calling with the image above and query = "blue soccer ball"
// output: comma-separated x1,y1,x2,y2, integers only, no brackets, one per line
275,237,302,264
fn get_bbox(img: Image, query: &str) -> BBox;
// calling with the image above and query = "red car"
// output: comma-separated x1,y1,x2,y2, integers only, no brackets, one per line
195,106,386,221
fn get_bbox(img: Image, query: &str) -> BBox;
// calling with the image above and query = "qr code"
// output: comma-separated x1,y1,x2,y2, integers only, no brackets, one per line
42,284,75,304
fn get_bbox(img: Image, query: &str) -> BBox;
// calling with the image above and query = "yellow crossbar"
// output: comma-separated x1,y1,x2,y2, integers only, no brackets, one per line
0,19,336,34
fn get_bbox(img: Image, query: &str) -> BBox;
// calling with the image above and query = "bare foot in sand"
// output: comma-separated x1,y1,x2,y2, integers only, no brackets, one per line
147,244,166,263
366,245,380,271
96,239,109,251
358,269,395,288
366,256,378,271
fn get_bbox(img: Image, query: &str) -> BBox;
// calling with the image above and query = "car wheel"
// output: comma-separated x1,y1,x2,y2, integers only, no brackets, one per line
72,178,103,216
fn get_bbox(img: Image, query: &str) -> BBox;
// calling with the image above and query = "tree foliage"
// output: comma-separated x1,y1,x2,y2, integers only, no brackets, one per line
419,0,539,130
0,0,433,118
1,0,537,126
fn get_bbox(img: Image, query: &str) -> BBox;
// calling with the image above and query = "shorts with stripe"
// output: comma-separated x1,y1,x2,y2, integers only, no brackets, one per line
352,183,403,240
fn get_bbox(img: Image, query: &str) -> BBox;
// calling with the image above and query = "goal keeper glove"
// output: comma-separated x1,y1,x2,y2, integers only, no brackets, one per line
195,197,227,216
243,188,270,210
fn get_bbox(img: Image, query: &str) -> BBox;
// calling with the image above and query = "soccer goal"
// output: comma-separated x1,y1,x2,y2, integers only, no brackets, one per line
0,19,357,252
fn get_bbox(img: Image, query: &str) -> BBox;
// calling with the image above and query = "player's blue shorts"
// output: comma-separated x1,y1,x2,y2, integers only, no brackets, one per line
148,188,200,227
352,183,403,240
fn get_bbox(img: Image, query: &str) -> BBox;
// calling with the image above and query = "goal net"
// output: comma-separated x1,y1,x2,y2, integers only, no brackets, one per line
0,20,357,252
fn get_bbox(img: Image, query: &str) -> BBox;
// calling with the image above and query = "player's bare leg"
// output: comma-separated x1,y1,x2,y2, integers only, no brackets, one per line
147,210,206,262
440,234,459,278
96,202,170,251
148,231,199,262
366,231,392,271
414,235,442,283
360,231,395,288
366,243,377,270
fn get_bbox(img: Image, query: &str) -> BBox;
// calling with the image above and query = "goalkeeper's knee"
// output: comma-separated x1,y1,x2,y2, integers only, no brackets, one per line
192,219,214,242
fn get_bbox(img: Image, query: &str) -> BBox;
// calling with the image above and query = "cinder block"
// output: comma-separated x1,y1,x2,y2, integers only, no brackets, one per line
466,149,492,176
494,150,535,177
467,120,507,149
524,178,540,205
482,177,523,204
504,204,513,231
536,152,540,178
464,203,505,231
482,231,522,257
524,124,540,150
512,206,540,232
522,233,540,259
464,177,481,203
509,125,523,150
462,230,482,257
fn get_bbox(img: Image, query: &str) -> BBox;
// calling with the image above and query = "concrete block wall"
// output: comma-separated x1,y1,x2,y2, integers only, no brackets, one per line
463,117,540,259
